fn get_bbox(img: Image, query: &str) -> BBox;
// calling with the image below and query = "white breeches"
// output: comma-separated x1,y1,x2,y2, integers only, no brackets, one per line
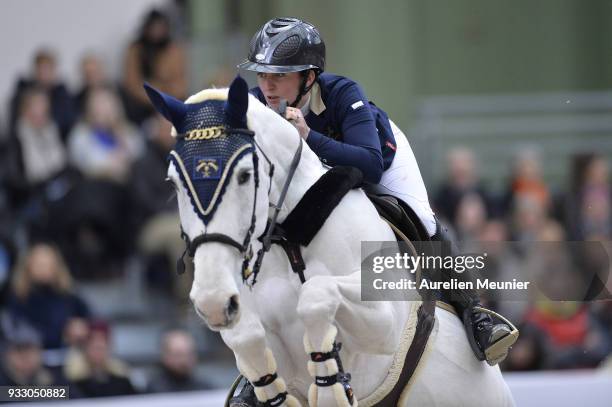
379,120,437,237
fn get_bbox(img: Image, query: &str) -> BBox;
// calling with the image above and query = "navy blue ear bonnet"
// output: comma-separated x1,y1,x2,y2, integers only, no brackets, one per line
144,77,256,225
169,100,255,224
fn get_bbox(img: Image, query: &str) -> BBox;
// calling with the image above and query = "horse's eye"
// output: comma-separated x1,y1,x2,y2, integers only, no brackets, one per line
165,177,178,191
237,169,251,185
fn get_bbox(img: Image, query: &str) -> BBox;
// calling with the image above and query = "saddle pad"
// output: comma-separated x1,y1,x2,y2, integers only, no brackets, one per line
359,301,438,407
280,166,363,246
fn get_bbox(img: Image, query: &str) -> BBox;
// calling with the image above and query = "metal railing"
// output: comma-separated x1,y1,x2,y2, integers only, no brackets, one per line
410,90,612,192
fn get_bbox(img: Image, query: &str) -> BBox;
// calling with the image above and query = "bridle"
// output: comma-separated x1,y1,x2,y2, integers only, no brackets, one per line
175,123,303,287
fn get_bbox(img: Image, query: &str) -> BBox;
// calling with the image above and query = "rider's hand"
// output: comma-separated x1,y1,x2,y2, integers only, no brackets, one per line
285,107,310,140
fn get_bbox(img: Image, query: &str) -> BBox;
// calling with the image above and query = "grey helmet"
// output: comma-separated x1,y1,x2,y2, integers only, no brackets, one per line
238,17,325,74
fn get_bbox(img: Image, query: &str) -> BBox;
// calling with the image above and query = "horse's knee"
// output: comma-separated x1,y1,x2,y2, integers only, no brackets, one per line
297,276,341,325
223,325,267,356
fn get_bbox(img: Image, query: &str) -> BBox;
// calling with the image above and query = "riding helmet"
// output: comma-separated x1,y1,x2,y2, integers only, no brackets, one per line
238,17,325,73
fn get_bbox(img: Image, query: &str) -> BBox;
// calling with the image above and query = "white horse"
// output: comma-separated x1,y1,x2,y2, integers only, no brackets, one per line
144,77,515,407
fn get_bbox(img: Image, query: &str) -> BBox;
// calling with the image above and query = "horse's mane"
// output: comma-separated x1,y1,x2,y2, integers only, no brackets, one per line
185,88,228,104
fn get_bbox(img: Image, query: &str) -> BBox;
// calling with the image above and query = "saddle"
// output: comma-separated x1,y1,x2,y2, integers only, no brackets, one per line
362,183,430,243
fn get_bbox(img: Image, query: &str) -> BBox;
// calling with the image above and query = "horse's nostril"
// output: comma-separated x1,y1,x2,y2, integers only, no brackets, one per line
227,295,240,317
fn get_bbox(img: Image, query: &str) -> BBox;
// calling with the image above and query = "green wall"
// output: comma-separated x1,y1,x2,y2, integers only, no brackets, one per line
413,0,612,94
189,0,612,131
187,0,612,191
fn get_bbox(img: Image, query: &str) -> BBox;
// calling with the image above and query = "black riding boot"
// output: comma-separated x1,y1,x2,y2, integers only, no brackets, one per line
431,220,518,366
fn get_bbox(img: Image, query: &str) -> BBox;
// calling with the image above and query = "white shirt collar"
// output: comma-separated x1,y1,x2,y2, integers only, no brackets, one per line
309,82,326,115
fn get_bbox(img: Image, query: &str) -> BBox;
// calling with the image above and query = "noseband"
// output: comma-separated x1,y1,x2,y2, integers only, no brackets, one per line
175,124,303,286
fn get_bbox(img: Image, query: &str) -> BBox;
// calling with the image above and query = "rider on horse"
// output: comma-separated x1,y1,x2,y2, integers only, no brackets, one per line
237,17,516,368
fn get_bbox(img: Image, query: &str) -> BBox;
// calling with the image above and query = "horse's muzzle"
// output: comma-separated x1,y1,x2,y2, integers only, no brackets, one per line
194,294,241,330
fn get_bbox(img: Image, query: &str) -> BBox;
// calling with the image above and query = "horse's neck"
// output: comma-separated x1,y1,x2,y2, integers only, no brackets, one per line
255,132,325,221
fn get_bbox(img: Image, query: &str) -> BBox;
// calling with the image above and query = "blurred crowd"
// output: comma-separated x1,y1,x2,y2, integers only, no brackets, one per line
432,147,612,371
0,8,219,398
0,5,610,400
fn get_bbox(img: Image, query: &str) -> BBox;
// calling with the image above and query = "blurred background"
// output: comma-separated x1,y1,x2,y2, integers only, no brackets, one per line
0,0,611,405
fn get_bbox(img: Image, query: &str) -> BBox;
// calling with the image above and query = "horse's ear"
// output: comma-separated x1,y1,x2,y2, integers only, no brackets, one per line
143,83,187,129
225,75,249,129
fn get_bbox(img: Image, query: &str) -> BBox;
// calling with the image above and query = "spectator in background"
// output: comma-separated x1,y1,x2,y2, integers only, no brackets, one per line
0,137,13,227
474,220,526,319
503,148,550,215
62,317,91,379
3,87,80,245
434,148,492,228
132,114,175,223
61,88,142,276
522,222,612,369
147,329,213,393
132,115,185,295
5,88,69,210
9,49,76,139
69,320,136,398
122,9,187,124
0,236,17,310
75,53,125,118
566,154,611,240
0,321,66,386
68,87,143,184
593,300,612,345
524,299,611,369
453,192,488,244
509,194,549,245
6,243,90,351
63,317,91,354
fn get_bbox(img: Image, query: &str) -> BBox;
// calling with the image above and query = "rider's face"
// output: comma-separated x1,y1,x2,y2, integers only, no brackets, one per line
257,72,301,109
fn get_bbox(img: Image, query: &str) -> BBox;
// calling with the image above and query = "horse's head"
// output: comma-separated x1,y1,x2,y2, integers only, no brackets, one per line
145,76,291,330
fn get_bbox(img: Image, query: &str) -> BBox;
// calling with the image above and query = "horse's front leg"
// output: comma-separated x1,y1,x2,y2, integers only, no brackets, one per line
221,304,302,407
297,268,402,407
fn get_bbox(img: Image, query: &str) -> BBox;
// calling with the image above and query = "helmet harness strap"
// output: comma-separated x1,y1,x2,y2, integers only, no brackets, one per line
290,70,318,108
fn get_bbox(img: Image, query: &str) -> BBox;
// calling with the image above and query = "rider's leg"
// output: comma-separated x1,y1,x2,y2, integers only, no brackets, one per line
381,120,518,365
431,220,518,366
379,121,437,237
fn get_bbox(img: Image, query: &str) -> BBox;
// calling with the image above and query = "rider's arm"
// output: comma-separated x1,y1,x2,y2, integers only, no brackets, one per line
305,82,384,183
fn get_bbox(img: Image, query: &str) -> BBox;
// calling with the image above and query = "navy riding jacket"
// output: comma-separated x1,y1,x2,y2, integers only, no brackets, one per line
251,73,396,183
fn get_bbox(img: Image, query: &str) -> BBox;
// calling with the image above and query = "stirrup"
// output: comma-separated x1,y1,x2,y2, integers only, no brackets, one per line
463,306,519,366
226,375,260,407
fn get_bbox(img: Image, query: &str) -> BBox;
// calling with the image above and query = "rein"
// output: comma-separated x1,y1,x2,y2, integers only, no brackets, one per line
251,138,303,284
